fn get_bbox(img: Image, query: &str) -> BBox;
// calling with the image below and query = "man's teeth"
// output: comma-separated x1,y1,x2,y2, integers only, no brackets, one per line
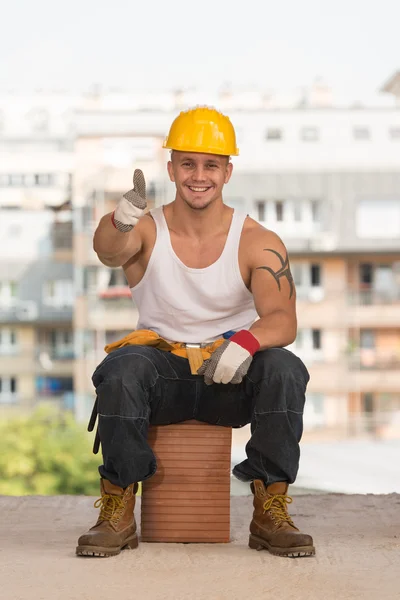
189,186,209,192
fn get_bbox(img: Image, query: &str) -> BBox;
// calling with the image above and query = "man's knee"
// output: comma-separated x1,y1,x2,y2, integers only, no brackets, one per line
247,348,309,414
92,347,160,418
249,347,309,386
92,346,159,389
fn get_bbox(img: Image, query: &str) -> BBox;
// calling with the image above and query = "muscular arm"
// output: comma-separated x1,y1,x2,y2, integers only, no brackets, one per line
247,229,297,350
93,168,147,268
93,213,143,267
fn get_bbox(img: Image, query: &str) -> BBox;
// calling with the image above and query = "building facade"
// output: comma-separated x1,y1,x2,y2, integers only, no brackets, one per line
1,77,400,437
0,93,75,411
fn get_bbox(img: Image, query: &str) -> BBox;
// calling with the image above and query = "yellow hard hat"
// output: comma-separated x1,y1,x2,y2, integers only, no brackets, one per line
162,106,239,156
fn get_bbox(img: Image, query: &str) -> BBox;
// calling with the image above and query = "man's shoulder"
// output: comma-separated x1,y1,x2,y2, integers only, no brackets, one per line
240,217,289,273
242,216,283,247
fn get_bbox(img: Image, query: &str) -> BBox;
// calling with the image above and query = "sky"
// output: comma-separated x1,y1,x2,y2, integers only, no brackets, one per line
2,0,400,103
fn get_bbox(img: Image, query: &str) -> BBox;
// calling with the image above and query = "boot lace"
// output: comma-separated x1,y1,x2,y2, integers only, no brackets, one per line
262,494,295,527
94,494,126,524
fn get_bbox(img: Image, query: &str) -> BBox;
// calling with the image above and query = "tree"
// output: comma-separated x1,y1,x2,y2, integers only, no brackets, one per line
0,405,101,495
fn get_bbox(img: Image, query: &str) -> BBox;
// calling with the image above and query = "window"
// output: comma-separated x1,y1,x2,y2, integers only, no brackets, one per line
84,267,99,292
10,174,24,186
374,265,396,299
304,393,325,429
376,393,398,412
35,174,53,186
109,269,128,287
356,198,400,238
293,202,302,222
0,376,18,403
147,181,156,197
353,127,370,140
43,280,73,307
362,392,374,414
312,329,321,350
266,128,282,140
275,200,284,221
389,127,400,140
295,329,304,348
0,173,54,187
360,329,375,349
306,393,324,415
255,201,266,222
291,262,323,301
301,127,319,141
35,376,73,396
359,263,373,286
311,264,321,286
0,328,17,354
105,330,132,346
0,281,17,306
24,174,35,186
288,328,323,359
311,199,321,223
45,329,74,359
291,264,303,286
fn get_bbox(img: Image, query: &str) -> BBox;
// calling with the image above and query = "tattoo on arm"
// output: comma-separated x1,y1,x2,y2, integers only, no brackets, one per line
256,248,294,299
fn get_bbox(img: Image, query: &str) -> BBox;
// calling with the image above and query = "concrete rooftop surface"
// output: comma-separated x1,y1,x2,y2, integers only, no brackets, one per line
1,493,399,600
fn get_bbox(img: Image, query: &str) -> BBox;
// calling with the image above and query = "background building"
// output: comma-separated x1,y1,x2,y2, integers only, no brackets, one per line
0,93,74,411
1,76,400,438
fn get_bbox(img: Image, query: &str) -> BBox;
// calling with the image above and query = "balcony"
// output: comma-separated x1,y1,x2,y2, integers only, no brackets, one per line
349,289,400,305
83,289,138,330
347,289,400,327
348,350,400,371
0,300,38,323
0,187,68,210
346,350,400,391
305,361,349,393
302,350,400,393
0,300,73,324
35,345,75,376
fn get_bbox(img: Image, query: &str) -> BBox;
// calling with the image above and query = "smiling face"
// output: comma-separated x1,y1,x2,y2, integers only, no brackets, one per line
167,151,233,210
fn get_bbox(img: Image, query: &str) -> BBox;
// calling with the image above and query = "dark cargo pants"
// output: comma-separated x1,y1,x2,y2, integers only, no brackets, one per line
91,346,310,489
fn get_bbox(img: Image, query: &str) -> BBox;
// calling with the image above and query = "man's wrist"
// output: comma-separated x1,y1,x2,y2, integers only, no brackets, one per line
230,330,260,356
111,211,134,232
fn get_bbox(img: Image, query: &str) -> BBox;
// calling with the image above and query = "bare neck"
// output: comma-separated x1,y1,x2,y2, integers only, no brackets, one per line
164,200,234,240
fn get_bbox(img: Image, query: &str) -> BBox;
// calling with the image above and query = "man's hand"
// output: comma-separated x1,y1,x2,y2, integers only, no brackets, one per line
197,330,260,385
112,169,147,232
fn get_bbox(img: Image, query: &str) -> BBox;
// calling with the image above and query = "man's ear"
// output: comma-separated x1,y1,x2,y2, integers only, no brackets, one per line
167,161,175,182
224,161,233,184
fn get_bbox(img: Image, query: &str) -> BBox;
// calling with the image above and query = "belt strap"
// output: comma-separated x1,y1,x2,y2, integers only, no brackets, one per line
185,344,205,375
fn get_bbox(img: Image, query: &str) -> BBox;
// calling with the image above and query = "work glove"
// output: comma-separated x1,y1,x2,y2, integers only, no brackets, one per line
111,169,147,232
197,330,260,385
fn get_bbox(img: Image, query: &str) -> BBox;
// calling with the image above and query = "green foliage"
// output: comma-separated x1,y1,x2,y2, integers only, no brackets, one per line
0,405,101,496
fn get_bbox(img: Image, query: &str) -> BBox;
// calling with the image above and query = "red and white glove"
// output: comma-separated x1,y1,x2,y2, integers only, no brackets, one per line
111,169,147,233
197,330,260,385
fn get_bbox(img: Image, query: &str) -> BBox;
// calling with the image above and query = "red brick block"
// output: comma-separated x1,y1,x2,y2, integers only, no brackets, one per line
141,420,232,543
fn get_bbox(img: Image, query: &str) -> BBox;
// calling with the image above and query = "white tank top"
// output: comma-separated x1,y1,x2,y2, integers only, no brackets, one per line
131,206,257,343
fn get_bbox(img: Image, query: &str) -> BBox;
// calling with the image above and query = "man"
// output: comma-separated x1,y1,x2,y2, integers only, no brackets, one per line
76,106,315,559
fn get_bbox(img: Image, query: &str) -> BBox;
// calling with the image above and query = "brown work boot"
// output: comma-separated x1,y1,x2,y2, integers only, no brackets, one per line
249,480,315,558
76,479,139,557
